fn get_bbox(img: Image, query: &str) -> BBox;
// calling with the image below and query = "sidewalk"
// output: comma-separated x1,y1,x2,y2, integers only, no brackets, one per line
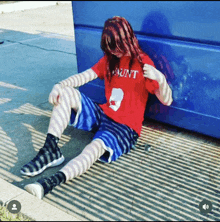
0,2,220,221
0,178,78,221
0,2,82,221
0,1,70,14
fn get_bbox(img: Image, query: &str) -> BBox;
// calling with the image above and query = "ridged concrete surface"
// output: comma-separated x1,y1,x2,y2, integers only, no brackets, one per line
42,120,220,221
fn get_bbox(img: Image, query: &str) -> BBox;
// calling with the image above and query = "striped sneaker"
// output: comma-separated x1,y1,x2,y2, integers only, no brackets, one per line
24,172,66,199
20,134,65,177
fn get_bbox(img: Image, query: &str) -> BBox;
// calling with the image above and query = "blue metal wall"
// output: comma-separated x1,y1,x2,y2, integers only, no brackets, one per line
72,1,220,139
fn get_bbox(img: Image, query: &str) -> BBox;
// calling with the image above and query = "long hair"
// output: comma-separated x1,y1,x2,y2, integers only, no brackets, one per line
101,16,144,82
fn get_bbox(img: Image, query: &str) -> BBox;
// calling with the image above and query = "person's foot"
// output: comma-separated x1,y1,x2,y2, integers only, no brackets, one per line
24,172,66,199
20,149,64,176
24,182,44,199
20,134,65,176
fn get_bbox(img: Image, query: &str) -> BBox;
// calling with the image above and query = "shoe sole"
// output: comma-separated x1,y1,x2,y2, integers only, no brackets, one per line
20,155,65,177
24,182,44,199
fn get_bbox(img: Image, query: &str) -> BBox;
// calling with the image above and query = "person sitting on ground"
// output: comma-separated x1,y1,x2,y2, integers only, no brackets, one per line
21,16,173,199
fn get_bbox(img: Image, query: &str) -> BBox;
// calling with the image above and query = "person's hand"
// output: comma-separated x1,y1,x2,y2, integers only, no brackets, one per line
143,64,159,81
48,84,63,106
144,64,173,106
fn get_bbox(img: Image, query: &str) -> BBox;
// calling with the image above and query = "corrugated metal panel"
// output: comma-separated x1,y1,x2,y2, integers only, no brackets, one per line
72,1,220,44
72,1,220,138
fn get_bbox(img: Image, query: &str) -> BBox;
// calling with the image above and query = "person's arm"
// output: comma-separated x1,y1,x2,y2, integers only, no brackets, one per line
49,68,98,106
59,68,98,88
143,64,173,106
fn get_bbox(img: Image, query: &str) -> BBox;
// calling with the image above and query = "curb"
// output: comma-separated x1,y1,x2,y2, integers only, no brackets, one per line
0,1,71,14
0,178,80,221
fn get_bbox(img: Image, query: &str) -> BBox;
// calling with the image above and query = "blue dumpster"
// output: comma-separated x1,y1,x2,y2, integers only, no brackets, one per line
72,1,220,139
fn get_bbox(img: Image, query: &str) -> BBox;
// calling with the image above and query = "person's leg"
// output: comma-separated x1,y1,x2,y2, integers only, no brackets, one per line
20,86,82,176
47,86,81,139
59,138,106,181
24,139,106,199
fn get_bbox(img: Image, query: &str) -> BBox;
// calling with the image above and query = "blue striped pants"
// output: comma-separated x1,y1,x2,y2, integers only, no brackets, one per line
69,92,139,163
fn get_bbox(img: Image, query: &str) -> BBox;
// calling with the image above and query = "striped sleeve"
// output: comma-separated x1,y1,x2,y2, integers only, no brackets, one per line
59,68,98,88
91,56,107,80
143,64,173,106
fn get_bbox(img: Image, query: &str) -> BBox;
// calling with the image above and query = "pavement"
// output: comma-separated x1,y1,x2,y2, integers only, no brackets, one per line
0,1,83,221
0,1,220,222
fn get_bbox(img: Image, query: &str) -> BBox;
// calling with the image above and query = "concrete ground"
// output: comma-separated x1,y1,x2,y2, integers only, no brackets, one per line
0,2,220,221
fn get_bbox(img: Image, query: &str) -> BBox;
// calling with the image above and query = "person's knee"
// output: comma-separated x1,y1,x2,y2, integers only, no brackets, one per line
62,86,79,97
61,86,81,110
82,139,105,158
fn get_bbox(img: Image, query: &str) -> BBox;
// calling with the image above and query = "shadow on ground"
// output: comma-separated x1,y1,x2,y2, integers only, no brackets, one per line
0,29,220,221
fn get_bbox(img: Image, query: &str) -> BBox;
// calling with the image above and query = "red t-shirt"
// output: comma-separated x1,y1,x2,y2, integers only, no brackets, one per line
91,54,159,136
